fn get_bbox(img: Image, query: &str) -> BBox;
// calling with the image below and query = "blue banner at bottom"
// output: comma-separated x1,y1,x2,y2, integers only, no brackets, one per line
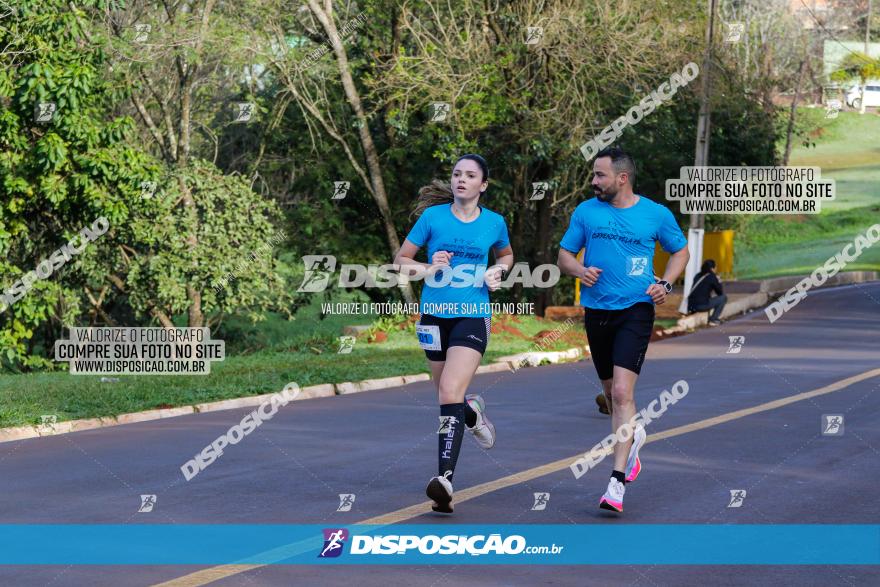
0,525,877,565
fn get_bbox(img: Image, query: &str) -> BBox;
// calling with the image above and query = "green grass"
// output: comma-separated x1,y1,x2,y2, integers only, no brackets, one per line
787,109,880,211
0,291,684,427
0,296,591,427
732,109,880,279
735,232,880,280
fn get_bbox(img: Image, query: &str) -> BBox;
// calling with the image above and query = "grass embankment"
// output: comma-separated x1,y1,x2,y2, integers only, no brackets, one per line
733,110,880,279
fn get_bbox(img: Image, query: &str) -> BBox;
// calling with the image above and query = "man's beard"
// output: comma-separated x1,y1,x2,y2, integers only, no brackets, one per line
595,186,617,203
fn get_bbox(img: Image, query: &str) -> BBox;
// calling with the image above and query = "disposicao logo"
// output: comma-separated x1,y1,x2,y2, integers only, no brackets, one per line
319,528,349,558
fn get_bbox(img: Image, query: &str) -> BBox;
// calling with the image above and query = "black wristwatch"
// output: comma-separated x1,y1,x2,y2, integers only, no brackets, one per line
657,279,672,293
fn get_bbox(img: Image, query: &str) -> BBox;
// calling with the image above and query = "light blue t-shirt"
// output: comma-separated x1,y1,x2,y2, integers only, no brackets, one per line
406,204,510,318
559,196,687,310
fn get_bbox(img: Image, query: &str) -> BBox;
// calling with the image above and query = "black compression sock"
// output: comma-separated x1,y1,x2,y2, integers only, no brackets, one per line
438,403,466,480
612,470,626,485
464,400,477,428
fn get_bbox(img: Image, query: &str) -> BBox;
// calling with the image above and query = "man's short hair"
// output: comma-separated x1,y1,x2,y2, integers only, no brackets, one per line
595,146,636,187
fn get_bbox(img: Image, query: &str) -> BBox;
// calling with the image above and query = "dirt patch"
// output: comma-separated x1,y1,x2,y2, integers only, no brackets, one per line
491,323,528,338
490,314,529,339
533,329,587,348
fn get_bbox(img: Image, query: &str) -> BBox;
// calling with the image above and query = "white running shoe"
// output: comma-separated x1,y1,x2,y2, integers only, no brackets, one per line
426,471,454,513
599,477,625,513
625,425,646,483
465,394,495,449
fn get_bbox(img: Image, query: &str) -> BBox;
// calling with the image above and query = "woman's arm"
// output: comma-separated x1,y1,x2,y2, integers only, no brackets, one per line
394,239,452,282
486,245,514,291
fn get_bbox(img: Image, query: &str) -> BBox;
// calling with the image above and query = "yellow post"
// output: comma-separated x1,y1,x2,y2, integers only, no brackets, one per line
574,249,584,305
653,230,734,279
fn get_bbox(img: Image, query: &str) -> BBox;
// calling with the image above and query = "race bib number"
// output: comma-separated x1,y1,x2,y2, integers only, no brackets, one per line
416,324,442,351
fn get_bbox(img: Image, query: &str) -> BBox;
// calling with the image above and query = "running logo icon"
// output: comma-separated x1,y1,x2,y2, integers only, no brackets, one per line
133,23,151,42
825,100,841,119
437,415,458,434
822,414,844,436
337,336,356,354
531,492,550,511
35,102,56,123
530,182,549,201
235,102,254,123
727,336,745,354
627,257,648,276
336,494,356,512
727,490,746,508
723,23,744,43
297,255,337,292
319,528,349,558
138,494,156,513
332,181,350,200
525,27,543,45
430,102,450,122
140,180,157,199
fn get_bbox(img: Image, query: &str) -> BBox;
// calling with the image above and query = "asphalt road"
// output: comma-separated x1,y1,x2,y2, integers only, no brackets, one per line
1,282,879,586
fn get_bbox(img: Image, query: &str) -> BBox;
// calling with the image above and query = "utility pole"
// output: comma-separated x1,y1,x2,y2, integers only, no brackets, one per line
679,0,716,314
691,0,716,232
861,0,873,114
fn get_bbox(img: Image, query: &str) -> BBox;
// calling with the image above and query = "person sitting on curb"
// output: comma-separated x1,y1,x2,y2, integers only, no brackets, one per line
687,259,726,326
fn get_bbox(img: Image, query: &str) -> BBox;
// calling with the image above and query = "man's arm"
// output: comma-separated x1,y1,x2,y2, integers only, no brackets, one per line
661,246,690,285
557,248,602,286
557,248,584,278
646,245,690,305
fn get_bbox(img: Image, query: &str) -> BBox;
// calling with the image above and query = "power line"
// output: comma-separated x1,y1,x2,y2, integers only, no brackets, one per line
796,0,877,66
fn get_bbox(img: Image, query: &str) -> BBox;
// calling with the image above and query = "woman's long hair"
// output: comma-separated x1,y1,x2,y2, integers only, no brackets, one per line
410,154,489,220
410,179,454,220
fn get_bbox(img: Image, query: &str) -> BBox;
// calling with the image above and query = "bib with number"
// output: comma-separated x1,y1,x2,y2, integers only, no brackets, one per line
415,324,442,351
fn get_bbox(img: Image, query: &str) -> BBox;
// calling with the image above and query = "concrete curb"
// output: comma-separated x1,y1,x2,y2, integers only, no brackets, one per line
0,342,587,443
671,271,879,333
496,346,587,369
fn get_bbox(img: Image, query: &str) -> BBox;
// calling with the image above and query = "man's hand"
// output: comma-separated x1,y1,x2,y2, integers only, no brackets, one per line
580,266,603,287
646,283,667,305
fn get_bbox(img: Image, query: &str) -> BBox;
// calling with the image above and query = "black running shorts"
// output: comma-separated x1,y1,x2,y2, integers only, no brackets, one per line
583,302,655,380
417,314,491,362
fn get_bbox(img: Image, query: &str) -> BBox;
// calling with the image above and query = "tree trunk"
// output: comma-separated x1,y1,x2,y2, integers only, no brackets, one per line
307,0,414,304
534,191,552,317
782,59,805,166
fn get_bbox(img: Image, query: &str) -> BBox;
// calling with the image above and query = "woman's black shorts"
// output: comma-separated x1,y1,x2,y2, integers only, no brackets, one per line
417,314,491,362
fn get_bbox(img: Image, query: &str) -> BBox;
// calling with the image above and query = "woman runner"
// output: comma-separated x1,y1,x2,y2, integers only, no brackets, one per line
394,154,514,513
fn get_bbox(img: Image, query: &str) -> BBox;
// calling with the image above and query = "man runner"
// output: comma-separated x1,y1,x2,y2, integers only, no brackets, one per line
557,147,689,513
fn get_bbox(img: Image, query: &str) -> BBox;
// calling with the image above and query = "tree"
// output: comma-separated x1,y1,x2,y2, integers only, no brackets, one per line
831,52,880,112
99,0,298,326
0,0,297,370
0,0,157,368
376,0,701,312
261,0,416,303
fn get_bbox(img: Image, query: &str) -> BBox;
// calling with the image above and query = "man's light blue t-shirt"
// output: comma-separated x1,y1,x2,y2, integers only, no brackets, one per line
406,204,510,318
559,196,687,310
